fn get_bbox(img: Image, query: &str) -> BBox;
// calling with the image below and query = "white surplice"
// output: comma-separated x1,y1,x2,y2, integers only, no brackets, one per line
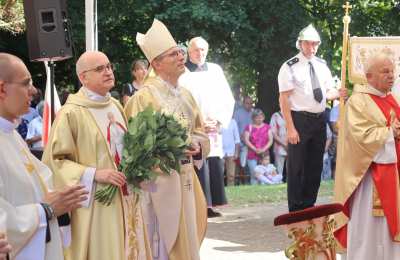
0,117,64,260
179,63,234,158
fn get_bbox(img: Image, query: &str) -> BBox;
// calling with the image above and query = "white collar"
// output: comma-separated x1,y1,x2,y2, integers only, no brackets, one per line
82,87,110,102
298,52,316,63
367,84,388,97
157,76,181,97
0,116,17,133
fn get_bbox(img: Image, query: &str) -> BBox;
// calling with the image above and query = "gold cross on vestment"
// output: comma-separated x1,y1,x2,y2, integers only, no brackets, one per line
24,163,35,174
21,149,35,174
184,179,192,191
343,1,352,16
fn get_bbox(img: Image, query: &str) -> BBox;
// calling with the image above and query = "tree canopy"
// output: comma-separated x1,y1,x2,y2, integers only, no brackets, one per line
1,0,399,118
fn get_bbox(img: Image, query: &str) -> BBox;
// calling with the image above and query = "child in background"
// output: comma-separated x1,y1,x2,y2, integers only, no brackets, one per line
254,154,283,185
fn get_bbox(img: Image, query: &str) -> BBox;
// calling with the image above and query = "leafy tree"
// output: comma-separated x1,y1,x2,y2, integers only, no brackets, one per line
1,0,400,120
0,0,25,33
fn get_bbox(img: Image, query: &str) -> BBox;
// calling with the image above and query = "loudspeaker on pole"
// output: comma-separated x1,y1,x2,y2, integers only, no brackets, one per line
23,0,73,62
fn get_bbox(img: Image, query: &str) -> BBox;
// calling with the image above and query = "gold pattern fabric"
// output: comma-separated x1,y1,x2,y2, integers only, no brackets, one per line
43,89,150,260
334,84,395,238
125,76,209,260
285,217,336,260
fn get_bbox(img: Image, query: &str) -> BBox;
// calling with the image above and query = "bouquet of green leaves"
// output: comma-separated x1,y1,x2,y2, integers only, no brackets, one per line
95,106,190,205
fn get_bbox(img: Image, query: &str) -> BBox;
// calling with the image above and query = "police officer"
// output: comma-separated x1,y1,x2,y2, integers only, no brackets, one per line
278,24,346,212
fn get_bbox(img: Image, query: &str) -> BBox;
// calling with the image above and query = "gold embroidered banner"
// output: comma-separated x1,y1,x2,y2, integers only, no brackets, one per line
349,36,400,84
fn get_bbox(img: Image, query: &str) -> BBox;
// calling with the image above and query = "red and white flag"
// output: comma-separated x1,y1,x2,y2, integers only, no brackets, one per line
42,61,61,147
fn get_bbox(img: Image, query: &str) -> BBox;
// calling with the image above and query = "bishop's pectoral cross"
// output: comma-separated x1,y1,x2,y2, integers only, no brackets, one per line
184,178,192,192
177,111,190,130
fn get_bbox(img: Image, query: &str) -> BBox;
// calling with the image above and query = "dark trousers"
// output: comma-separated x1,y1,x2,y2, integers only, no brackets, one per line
208,157,227,206
195,161,212,207
287,111,326,212
196,157,227,207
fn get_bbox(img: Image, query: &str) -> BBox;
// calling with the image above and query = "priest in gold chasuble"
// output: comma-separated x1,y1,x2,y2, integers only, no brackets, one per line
43,51,151,260
334,53,400,260
125,19,209,260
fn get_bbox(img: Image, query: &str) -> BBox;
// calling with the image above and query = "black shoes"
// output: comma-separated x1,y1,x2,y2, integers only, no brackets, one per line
207,208,222,218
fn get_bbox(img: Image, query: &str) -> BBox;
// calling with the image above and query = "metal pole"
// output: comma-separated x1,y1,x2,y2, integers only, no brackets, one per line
49,61,55,124
85,0,98,51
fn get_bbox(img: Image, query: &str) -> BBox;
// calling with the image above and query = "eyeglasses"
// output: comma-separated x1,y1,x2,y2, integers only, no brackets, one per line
82,63,114,74
5,79,34,88
159,49,185,59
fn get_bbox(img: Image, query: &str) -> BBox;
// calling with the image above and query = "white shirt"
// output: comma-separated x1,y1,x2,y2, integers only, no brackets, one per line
221,119,240,157
26,116,43,149
278,52,335,113
21,107,39,123
329,104,339,123
180,62,235,158
269,112,287,156
179,63,234,128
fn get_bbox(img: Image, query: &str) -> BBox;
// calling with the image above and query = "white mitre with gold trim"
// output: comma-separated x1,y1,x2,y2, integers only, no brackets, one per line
136,19,177,62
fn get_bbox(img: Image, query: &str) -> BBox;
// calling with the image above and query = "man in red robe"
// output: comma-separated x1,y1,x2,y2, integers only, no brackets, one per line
334,52,400,259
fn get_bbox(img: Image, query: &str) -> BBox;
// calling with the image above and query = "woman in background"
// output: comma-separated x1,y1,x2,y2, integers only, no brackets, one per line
122,59,148,105
243,109,273,185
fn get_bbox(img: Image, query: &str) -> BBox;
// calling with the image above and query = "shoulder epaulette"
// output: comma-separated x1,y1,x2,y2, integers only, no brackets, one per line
315,57,327,64
286,57,299,67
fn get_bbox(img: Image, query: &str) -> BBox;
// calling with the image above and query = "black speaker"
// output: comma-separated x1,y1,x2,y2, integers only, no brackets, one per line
23,0,73,62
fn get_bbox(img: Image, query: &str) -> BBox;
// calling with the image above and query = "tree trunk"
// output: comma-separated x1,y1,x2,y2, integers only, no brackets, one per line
256,74,280,123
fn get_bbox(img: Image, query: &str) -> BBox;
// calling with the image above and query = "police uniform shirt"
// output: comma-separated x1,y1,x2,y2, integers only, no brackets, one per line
278,52,335,113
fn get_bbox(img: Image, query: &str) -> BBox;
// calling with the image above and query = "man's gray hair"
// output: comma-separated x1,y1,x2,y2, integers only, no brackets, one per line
363,51,395,74
188,36,209,51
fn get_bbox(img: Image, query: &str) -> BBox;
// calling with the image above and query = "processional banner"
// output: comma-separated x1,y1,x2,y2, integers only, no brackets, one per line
349,36,400,84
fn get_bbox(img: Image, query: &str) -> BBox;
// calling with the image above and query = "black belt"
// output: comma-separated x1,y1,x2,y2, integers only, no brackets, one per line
293,110,324,118
180,159,191,165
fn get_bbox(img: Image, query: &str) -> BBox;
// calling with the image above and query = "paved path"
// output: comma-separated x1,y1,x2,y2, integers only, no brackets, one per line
200,197,344,259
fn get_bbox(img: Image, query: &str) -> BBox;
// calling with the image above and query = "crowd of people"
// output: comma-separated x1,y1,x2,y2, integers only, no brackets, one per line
1,16,400,260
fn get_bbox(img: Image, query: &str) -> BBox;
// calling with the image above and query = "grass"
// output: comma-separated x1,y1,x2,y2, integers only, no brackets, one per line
225,180,334,207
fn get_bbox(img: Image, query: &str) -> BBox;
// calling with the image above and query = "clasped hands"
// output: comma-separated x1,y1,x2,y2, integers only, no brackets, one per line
204,118,220,133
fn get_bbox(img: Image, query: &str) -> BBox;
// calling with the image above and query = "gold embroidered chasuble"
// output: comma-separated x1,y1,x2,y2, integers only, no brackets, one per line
0,126,64,260
124,76,209,260
42,89,151,260
334,84,400,242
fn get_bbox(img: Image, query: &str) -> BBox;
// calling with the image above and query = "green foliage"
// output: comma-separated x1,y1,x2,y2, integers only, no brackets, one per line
95,106,189,205
121,106,189,183
0,0,25,33
225,180,334,207
1,0,400,118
